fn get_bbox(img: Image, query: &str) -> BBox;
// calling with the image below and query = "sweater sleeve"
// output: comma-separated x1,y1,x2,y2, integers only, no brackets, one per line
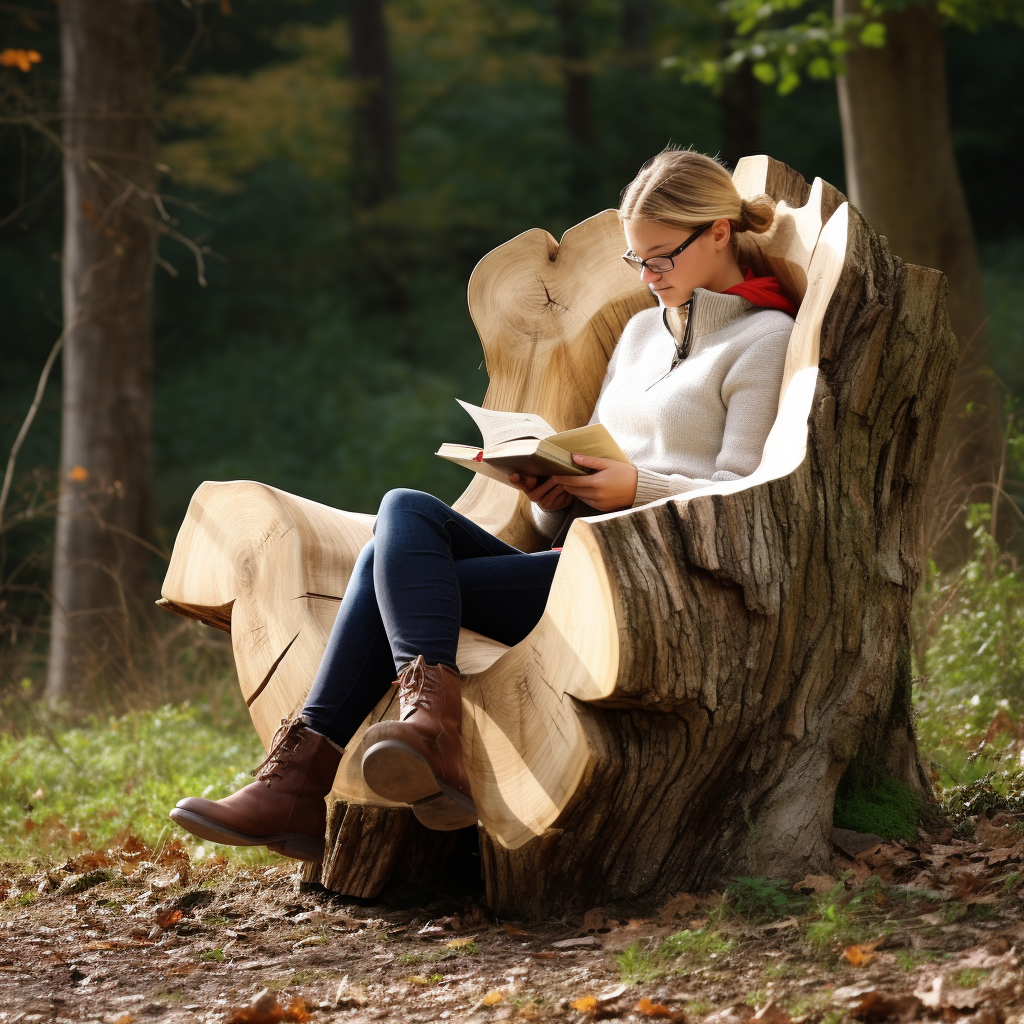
530,501,571,541
631,326,792,507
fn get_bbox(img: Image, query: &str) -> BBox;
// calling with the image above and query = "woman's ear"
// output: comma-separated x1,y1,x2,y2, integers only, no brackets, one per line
712,218,732,251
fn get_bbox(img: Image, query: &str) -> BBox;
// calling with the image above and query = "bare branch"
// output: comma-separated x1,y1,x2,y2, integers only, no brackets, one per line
0,330,64,533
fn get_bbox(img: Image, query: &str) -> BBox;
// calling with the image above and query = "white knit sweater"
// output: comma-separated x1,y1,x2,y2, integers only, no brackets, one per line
532,287,794,540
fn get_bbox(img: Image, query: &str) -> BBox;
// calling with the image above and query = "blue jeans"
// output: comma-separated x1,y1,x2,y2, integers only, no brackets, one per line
302,488,561,748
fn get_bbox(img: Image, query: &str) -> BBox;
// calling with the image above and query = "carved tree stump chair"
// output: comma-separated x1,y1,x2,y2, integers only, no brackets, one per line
160,156,957,916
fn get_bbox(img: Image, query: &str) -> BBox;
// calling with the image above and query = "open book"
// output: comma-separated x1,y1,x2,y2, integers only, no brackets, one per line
436,400,631,486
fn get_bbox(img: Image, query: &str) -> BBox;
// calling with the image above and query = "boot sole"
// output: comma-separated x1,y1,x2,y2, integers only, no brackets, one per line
361,739,478,831
168,807,325,862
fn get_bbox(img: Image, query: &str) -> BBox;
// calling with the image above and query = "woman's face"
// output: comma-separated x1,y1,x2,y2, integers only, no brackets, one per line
623,218,733,307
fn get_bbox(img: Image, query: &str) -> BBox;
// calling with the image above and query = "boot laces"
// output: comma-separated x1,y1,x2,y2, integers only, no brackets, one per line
394,657,436,720
251,717,305,785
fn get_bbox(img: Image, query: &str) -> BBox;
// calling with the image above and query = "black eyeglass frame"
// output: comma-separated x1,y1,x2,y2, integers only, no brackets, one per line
621,222,714,275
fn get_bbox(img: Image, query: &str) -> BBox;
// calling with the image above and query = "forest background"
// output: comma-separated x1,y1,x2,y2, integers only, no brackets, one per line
2,0,1024,860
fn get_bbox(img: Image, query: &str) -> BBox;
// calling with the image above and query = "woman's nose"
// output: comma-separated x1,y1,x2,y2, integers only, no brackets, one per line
640,265,663,285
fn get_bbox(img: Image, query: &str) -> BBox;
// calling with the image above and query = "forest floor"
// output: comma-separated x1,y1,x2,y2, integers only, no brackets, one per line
3,814,1024,1024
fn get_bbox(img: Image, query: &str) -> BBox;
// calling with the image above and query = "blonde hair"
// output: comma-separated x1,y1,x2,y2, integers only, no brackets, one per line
619,149,775,237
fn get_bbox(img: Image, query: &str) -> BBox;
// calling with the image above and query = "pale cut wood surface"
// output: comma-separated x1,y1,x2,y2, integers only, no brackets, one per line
161,156,955,913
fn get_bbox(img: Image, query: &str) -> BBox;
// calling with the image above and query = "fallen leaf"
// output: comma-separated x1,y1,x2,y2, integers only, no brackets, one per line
552,936,600,949
445,935,478,948
502,923,535,938
226,988,310,1023
852,991,922,1022
750,1000,792,1023
572,996,598,1011
793,874,837,895
106,1015,136,1024
155,908,183,929
481,990,505,1006
70,828,89,844
23,818,39,833
634,997,682,1019
843,938,884,966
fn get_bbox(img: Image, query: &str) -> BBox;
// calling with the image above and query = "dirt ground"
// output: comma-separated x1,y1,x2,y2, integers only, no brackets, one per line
2,815,1024,1024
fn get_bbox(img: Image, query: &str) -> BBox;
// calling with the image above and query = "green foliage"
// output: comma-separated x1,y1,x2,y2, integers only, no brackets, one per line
659,928,737,963
914,505,1024,774
803,879,875,953
673,0,1023,96
725,877,801,923
615,927,736,984
0,702,266,862
833,774,921,840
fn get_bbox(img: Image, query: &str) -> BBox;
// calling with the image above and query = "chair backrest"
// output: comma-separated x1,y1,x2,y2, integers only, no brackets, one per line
455,156,846,548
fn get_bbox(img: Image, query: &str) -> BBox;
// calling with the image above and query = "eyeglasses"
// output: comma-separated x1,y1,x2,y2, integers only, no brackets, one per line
621,223,713,275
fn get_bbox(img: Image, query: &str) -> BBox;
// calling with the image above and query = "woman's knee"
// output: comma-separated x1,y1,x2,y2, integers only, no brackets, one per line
375,488,446,530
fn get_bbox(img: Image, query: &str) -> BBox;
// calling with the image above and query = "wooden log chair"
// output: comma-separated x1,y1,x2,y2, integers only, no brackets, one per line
159,156,958,916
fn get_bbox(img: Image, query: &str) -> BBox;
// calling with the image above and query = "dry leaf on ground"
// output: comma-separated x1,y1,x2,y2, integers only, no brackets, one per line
155,908,183,928
481,990,504,1006
843,937,884,966
571,996,598,1011
852,991,922,1023
226,989,310,1024
749,1000,793,1023
792,874,837,895
634,996,687,1019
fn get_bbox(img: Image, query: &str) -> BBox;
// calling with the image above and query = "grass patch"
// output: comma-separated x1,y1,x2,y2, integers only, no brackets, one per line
199,948,225,962
616,929,737,984
725,877,802,923
951,967,991,988
0,702,267,864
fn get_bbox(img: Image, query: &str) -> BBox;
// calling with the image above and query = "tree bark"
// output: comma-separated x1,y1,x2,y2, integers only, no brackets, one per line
555,0,597,218
349,0,398,210
47,0,158,704
160,160,956,914
834,0,999,557
720,59,760,172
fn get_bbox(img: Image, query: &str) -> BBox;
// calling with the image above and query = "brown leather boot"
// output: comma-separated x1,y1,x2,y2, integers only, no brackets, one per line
169,716,341,861
361,656,477,830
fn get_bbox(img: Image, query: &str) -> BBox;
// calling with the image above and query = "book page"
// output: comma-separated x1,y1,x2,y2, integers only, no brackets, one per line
546,422,632,465
457,400,556,450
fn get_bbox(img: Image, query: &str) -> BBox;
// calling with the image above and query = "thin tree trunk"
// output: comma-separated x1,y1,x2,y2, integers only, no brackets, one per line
720,58,760,171
555,0,597,217
834,0,999,559
47,0,158,704
350,0,398,210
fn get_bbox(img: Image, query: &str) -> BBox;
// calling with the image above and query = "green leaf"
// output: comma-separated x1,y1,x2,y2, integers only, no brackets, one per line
778,70,801,94
808,56,833,79
751,61,777,84
859,21,887,47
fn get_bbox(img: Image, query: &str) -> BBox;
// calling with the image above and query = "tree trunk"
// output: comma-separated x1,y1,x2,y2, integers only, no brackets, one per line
47,0,158,704
555,0,597,218
720,58,760,172
350,0,398,210
160,160,955,914
834,0,999,558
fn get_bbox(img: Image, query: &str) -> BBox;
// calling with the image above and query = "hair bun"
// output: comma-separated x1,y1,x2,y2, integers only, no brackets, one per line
738,194,775,234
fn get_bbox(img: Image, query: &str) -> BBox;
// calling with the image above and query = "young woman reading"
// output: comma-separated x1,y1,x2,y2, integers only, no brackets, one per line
169,149,798,861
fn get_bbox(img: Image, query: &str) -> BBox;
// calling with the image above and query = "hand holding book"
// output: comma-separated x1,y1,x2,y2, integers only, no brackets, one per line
509,454,638,512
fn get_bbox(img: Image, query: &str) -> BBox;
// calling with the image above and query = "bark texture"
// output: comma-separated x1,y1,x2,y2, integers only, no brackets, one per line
48,0,158,703
481,219,954,913
834,0,999,555
161,159,956,914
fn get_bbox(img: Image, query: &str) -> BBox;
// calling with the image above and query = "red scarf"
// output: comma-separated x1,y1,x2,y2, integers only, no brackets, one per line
723,268,798,317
